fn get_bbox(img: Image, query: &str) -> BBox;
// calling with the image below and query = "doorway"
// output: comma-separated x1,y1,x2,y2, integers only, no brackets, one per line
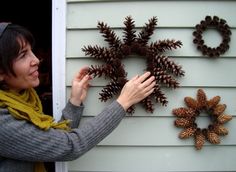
0,1,54,171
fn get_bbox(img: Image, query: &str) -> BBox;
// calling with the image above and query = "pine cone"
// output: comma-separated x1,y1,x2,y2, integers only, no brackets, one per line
153,86,168,106
207,96,221,109
99,81,122,101
82,45,117,63
123,16,136,45
212,124,229,136
154,67,179,88
217,114,232,124
184,97,198,110
212,104,226,116
89,65,115,78
137,16,157,45
156,55,185,77
179,126,197,139
149,39,182,53
205,129,220,144
142,96,154,113
174,118,194,128
97,22,121,50
197,89,207,110
194,129,205,150
127,106,135,114
172,107,196,118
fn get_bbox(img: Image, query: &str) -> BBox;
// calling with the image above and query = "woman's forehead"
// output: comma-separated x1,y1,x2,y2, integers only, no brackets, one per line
17,36,31,49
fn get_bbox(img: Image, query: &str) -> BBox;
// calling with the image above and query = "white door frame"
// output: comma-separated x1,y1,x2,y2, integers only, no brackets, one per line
52,0,67,171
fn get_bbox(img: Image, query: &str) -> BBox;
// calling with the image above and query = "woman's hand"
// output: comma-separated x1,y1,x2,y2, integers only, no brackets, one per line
70,67,92,106
117,72,155,111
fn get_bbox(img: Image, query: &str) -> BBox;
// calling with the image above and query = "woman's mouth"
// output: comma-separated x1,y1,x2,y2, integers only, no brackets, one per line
30,70,39,78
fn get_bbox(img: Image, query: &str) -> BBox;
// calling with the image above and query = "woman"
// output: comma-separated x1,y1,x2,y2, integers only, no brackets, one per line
0,23,155,172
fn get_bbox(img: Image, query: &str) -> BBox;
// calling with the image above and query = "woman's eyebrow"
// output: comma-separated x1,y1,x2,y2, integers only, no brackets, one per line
18,48,28,56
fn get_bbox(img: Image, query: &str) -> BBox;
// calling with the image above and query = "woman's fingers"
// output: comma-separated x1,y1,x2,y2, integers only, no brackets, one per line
144,88,155,97
80,75,92,87
135,71,151,83
141,75,155,88
129,75,139,82
76,66,90,81
79,66,89,74
143,81,156,96
117,71,156,110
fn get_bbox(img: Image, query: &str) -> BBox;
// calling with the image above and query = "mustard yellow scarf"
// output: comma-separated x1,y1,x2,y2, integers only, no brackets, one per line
0,88,71,172
0,88,70,130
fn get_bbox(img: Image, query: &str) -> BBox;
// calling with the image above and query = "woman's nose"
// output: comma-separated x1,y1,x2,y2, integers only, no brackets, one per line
30,52,40,65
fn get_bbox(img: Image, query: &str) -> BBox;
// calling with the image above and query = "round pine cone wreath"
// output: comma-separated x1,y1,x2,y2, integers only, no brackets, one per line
82,16,185,114
193,15,232,57
172,89,232,150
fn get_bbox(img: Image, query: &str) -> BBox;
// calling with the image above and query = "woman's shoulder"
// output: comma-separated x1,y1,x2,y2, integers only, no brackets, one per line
0,108,19,126
0,108,9,115
0,108,15,124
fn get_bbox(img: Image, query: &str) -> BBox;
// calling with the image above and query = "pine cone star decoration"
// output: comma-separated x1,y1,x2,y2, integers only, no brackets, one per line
82,16,184,114
172,89,232,150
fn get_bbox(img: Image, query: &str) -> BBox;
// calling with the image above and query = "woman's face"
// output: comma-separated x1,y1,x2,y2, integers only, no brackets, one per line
0,42,40,92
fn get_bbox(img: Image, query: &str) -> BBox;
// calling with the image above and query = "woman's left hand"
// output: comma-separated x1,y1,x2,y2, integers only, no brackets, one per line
70,66,92,106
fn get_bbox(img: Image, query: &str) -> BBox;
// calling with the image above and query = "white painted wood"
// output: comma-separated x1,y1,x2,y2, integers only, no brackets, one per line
52,0,68,171
67,0,236,28
68,146,236,171
52,0,66,121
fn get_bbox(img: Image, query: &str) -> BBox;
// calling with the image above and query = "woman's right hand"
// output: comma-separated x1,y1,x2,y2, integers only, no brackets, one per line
70,66,92,106
117,72,155,111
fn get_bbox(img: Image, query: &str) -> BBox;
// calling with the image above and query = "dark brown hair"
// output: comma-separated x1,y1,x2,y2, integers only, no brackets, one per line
0,23,35,76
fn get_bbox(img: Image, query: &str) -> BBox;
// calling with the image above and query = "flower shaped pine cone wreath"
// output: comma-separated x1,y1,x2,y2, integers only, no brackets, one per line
193,16,232,57
82,16,185,114
172,89,232,150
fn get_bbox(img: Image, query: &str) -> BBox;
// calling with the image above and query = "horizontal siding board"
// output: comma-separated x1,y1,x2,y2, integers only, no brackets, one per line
67,1,236,28
76,117,236,146
66,58,236,87
66,87,236,117
68,146,236,171
66,29,236,57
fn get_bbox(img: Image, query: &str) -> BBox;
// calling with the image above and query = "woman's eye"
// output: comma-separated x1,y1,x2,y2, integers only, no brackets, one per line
18,54,25,59
15,53,25,62
16,44,33,61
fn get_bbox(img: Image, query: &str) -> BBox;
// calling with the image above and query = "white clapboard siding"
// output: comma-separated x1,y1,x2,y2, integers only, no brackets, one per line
68,146,236,172
66,29,236,58
64,0,236,171
74,117,235,146
66,0,236,28
66,58,236,87
66,87,236,116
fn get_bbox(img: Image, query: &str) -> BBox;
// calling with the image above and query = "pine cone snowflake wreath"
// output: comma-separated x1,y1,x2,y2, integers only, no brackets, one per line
82,16,184,114
172,89,232,150
193,16,232,57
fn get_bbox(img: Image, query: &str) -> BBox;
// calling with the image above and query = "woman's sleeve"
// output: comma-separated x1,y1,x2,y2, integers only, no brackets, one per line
60,101,84,128
0,101,125,162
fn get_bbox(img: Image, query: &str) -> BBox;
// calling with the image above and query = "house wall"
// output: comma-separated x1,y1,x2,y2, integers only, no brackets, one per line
64,0,236,171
